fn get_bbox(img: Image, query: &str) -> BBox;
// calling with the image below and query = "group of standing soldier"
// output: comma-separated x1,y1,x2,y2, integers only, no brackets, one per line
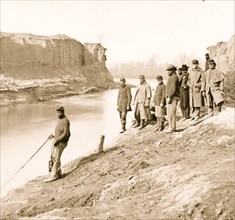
117,53,225,133
44,53,225,183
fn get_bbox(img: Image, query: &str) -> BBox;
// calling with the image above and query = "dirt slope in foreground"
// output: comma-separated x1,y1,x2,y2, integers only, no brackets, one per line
1,108,234,220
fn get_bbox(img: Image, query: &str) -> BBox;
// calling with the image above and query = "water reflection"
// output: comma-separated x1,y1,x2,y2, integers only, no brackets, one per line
0,78,157,197
0,90,131,197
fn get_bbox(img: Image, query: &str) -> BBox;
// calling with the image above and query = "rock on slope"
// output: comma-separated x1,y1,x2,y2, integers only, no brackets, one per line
1,108,234,220
207,34,235,73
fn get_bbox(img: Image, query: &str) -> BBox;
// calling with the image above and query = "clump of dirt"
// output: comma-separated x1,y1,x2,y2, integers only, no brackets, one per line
1,108,234,220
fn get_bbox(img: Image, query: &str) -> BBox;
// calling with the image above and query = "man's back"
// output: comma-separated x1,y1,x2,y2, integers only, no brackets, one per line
55,116,70,143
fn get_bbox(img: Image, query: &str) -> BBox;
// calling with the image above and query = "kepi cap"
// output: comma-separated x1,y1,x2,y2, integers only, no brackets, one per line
208,59,216,64
166,64,177,71
56,106,64,112
139,75,145,79
192,59,199,64
120,77,126,82
156,75,163,80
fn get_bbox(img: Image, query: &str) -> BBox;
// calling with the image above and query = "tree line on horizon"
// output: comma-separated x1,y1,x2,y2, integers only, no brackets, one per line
108,53,203,79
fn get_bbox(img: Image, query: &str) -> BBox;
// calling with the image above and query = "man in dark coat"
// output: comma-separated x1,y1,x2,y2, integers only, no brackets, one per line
165,64,180,132
117,77,132,133
153,75,166,131
177,67,183,80
189,59,204,120
204,53,210,71
45,106,71,183
179,64,190,120
201,59,225,116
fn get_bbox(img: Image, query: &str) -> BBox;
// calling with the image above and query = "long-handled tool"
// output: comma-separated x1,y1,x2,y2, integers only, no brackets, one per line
1,137,51,189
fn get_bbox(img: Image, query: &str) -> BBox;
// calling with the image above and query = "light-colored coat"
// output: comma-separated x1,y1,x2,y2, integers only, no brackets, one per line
201,68,225,105
189,67,204,107
201,68,225,92
133,81,152,113
133,81,152,104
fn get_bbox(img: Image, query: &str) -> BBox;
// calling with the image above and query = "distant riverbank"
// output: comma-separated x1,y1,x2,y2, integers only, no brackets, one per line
0,74,116,105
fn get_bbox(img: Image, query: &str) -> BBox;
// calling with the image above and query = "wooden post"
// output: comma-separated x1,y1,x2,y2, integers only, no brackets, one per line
98,135,105,153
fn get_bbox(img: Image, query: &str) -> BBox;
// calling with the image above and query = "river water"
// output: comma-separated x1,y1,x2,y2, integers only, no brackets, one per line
0,79,157,197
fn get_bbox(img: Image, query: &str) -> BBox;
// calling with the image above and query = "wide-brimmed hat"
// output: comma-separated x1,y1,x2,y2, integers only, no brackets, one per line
56,106,64,112
181,64,189,71
120,77,126,82
192,59,199,64
166,64,177,71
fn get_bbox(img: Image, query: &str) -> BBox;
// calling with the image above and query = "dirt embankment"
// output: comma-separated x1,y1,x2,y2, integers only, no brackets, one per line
1,107,234,220
0,32,114,105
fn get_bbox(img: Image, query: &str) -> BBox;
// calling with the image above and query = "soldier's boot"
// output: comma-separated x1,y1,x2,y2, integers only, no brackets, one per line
208,107,213,116
138,120,145,130
217,104,222,112
155,117,160,131
133,115,140,128
120,123,126,133
159,117,165,131
58,169,62,178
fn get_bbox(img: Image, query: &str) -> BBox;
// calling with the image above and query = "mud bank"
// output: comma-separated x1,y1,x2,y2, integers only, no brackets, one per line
1,107,234,220
0,74,116,105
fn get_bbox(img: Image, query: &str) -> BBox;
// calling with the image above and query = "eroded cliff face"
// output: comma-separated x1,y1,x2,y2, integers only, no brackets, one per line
207,34,235,72
0,32,113,85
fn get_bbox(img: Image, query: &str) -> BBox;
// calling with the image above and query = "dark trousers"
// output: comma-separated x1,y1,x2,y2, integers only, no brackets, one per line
180,87,190,119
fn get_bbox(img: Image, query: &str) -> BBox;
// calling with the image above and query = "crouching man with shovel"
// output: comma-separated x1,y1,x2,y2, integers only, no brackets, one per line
45,106,71,183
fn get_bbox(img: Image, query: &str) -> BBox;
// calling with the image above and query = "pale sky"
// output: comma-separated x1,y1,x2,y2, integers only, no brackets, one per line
1,0,234,66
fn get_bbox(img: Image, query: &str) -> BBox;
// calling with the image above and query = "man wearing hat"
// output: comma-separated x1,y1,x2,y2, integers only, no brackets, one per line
204,53,210,71
179,64,190,120
189,59,204,120
165,64,180,132
45,106,71,183
133,75,152,129
117,77,132,133
201,59,225,116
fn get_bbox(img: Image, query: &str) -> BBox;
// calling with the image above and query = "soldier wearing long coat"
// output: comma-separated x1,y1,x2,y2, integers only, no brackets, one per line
189,59,204,120
179,65,190,120
201,59,225,116
133,75,152,129
117,77,132,133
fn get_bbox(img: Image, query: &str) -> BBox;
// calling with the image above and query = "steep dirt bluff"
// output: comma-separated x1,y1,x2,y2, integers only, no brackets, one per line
0,32,114,104
1,108,234,219
207,34,235,107
207,34,235,72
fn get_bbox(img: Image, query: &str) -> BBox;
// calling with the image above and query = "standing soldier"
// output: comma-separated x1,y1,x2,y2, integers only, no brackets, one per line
45,106,71,183
153,75,166,131
165,64,180,133
179,64,190,120
189,59,204,120
204,53,210,71
201,59,225,116
177,67,183,80
117,77,132,133
133,75,152,129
